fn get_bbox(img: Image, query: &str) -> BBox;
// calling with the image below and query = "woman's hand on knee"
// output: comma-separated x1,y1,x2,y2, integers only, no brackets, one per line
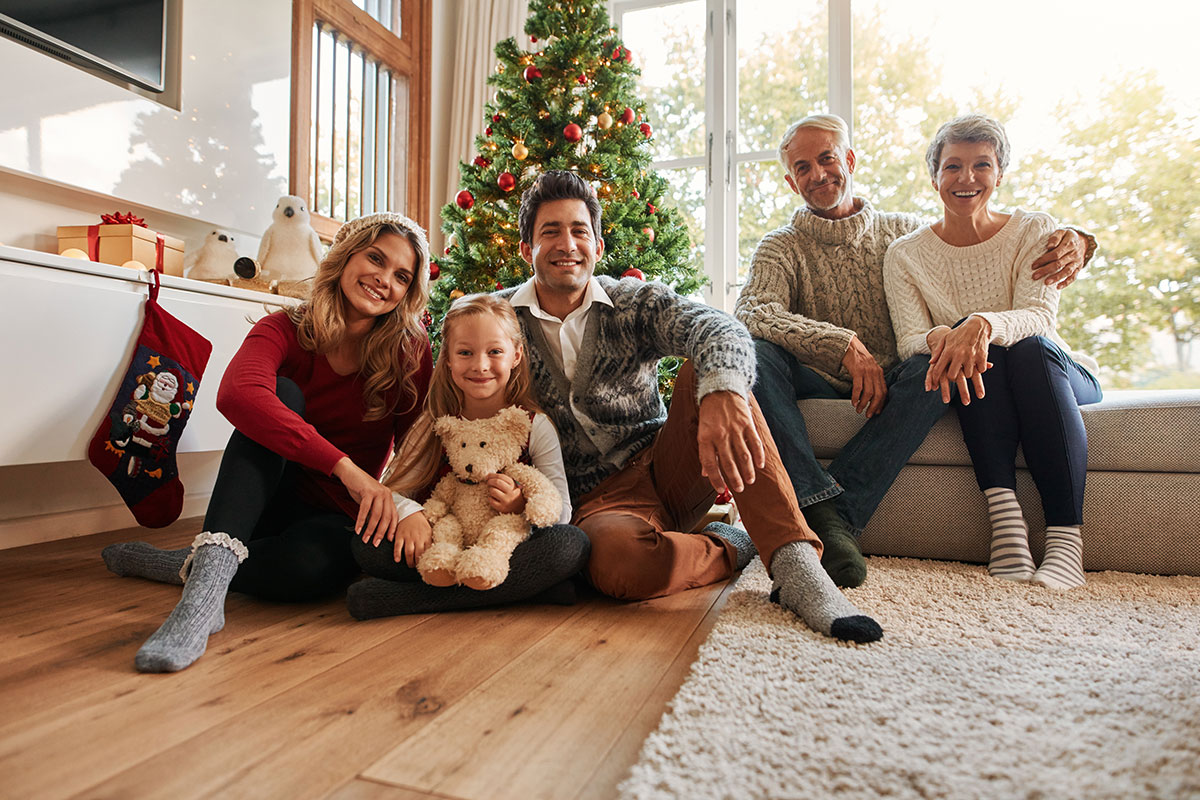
333,457,399,544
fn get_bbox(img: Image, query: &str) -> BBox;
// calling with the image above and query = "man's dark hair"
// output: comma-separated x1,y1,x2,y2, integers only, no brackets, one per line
517,170,603,245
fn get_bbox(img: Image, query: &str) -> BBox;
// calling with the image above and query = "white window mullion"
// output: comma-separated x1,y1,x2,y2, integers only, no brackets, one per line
704,0,734,311
828,0,853,141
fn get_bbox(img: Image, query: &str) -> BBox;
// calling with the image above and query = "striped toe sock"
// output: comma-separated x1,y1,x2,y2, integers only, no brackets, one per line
984,487,1035,581
1033,525,1086,590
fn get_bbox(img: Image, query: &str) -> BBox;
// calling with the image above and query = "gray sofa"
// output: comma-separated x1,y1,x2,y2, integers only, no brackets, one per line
799,389,1200,577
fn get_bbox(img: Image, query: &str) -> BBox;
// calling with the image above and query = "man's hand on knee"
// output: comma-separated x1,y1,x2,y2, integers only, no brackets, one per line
842,335,887,417
697,391,766,494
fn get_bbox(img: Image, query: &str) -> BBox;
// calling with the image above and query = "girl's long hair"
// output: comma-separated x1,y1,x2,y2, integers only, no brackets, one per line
384,293,540,495
285,213,431,421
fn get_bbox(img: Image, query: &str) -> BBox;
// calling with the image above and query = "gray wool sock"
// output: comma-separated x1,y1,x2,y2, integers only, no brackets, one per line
135,533,247,673
703,522,757,571
102,542,190,585
769,540,882,644
348,524,590,620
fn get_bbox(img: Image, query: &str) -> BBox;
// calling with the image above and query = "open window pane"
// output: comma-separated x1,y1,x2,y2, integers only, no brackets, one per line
736,0,827,154
619,1,706,162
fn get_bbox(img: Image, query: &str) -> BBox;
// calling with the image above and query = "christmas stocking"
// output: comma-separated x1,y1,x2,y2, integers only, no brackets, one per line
88,270,212,527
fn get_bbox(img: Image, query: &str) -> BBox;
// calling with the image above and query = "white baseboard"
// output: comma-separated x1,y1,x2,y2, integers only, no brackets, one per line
0,493,211,550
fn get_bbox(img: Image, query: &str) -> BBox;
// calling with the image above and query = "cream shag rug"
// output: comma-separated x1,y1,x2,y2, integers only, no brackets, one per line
619,557,1200,800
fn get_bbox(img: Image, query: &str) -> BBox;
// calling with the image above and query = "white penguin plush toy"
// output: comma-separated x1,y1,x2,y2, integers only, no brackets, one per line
185,230,240,281
256,195,323,282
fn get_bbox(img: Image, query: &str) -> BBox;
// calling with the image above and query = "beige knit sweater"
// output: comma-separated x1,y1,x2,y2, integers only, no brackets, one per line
883,208,1099,373
735,197,922,392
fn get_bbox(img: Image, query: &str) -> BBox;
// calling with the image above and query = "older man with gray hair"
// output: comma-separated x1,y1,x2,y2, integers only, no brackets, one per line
735,113,1094,588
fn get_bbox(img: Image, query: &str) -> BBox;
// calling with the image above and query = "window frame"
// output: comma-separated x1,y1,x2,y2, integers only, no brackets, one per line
290,0,432,241
610,0,851,311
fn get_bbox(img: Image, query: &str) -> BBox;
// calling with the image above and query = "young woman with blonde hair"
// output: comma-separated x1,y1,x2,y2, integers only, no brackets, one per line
347,293,590,618
103,212,435,671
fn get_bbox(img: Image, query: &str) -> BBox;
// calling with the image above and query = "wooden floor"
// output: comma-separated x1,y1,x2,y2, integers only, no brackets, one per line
0,519,733,800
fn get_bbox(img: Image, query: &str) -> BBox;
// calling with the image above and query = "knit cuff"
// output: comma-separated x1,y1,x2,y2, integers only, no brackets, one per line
696,367,752,402
180,531,249,582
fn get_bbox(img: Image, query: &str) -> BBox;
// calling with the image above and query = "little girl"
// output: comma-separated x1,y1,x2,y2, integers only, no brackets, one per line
346,293,590,618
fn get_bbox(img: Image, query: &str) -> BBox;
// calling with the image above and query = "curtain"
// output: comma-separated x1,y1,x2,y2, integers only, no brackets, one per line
442,0,530,222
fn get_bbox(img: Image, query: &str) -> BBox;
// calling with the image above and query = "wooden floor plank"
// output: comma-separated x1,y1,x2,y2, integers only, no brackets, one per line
0,600,429,800
574,578,738,800
326,777,456,800
360,583,727,800
82,604,588,800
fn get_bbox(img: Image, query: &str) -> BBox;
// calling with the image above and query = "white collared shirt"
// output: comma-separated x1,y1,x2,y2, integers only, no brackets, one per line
509,277,613,384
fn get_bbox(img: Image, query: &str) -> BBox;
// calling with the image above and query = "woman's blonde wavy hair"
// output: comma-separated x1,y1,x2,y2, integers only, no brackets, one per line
384,293,540,495
286,212,431,421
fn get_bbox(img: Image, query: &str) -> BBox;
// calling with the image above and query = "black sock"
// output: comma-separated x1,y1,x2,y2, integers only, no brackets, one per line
804,499,867,588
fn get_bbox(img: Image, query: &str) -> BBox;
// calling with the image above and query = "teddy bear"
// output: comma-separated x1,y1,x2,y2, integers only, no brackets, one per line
417,406,563,591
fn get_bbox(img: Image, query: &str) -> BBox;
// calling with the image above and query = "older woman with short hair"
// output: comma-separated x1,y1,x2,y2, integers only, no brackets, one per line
882,113,1102,589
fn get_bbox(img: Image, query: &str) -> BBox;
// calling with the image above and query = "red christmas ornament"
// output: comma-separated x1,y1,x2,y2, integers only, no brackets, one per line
563,123,583,143
430,263,441,280
531,35,538,42
622,268,645,281
524,65,542,81
498,171,516,192
632,189,640,198
620,107,635,125
492,113,501,122
495,281,505,291
443,246,451,255
611,46,625,61
715,488,733,504
420,310,433,329
639,123,653,138
456,190,475,210
473,155,492,168
576,74,587,85
485,126,493,136
642,226,655,243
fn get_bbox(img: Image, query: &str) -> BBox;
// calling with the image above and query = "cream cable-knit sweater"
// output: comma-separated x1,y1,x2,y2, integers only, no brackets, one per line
735,198,923,392
883,209,1098,373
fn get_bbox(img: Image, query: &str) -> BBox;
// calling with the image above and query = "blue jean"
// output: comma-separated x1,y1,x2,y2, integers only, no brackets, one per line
955,336,1102,525
752,339,951,535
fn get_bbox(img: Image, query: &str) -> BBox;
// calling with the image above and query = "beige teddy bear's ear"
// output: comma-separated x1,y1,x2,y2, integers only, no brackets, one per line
434,414,461,439
495,406,530,439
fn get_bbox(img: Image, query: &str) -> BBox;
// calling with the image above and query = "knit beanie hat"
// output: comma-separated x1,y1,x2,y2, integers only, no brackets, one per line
322,211,430,277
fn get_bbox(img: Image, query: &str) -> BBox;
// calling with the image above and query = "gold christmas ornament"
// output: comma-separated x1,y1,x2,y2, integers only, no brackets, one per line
450,289,465,300
597,111,613,129
512,140,529,160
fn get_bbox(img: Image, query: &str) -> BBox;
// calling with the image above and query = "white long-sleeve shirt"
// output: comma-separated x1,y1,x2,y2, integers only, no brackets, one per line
392,411,572,526
883,208,1098,374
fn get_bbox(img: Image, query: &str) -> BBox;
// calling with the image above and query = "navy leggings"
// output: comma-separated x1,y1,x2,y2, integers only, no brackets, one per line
955,336,1101,525
203,377,359,602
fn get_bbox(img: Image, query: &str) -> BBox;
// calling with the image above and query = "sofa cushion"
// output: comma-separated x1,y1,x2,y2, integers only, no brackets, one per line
800,389,1200,473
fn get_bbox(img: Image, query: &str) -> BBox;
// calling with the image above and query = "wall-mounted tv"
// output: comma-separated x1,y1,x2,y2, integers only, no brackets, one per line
0,0,167,92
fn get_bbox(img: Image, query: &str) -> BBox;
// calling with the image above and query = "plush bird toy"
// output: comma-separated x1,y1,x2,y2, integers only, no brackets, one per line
184,230,240,282
256,195,323,284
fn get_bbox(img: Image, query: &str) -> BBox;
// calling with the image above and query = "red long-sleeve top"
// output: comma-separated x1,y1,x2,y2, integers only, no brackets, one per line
216,311,432,517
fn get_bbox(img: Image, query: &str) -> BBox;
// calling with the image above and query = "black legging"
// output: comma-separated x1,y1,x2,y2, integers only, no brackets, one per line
204,377,359,602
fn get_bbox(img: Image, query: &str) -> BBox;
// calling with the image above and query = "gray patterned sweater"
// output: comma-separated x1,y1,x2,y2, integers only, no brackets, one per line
734,198,922,392
501,276,755,502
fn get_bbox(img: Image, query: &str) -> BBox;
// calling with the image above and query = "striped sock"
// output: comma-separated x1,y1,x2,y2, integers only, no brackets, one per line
984,487,1035,581
1033,525,1086,589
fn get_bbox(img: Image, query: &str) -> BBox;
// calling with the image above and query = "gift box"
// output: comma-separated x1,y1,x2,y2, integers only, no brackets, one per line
58,216,185,276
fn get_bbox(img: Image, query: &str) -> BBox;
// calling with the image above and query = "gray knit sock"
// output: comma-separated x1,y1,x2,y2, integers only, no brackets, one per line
769,540,882,643
102,542,190,585
348,525,590,619
135,533,248,673
703,522,756,571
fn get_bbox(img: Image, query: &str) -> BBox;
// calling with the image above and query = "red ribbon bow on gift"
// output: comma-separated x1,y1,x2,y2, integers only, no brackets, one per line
100,211,147,227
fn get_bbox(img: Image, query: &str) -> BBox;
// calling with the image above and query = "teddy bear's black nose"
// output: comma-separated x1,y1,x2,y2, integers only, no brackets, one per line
465,464,473,473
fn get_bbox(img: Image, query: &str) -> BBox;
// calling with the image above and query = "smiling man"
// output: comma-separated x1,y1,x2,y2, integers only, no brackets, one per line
500,170,883,644
735,113,1096,589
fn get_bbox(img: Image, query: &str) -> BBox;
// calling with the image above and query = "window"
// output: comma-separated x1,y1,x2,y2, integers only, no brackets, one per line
291,0,431,240
613,0,1200,388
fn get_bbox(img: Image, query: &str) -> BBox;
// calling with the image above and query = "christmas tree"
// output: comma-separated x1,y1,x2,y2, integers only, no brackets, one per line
431,0,703,325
